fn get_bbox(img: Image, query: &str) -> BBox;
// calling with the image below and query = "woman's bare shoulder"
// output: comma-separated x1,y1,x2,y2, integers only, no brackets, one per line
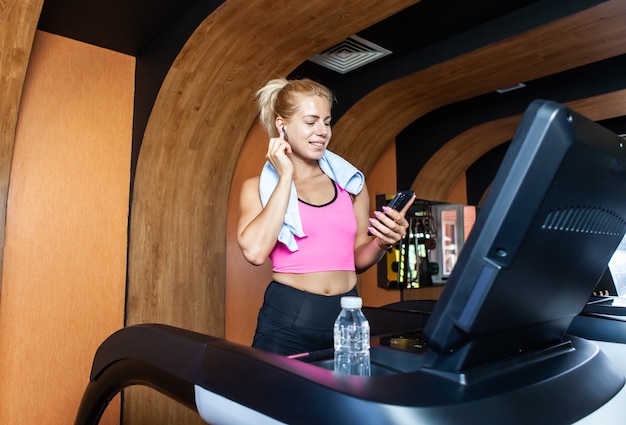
241,175,260,190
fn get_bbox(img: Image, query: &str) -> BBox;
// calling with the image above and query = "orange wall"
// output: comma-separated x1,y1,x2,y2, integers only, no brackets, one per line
0,31,133,424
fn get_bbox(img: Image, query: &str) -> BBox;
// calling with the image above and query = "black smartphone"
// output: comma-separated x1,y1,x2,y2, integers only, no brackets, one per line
386,190,415,211
368,190,415,236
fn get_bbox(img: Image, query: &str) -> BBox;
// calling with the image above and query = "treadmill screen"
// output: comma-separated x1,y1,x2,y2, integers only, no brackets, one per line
423,100,626,365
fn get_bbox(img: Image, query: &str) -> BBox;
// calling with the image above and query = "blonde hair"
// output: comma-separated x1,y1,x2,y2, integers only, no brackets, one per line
256,78,335,137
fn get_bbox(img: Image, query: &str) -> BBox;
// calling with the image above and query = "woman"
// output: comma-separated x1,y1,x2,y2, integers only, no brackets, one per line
237,77,415,356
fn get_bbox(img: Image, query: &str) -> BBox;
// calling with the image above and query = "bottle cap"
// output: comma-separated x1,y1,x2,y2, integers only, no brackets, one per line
340,296,362,309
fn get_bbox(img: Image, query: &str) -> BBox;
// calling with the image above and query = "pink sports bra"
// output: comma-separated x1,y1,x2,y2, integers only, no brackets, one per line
270,182,357,273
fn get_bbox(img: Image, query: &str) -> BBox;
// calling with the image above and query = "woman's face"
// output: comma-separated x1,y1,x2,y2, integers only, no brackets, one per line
284,95,332,159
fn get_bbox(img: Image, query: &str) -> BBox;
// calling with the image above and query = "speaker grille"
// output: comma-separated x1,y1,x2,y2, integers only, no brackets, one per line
542,207,626,235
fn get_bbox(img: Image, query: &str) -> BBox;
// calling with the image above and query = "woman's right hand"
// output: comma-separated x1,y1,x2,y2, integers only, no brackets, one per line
266,130,294,179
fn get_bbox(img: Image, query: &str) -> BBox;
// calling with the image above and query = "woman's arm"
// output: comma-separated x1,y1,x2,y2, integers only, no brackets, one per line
353,184,415,273
237,131,295,265
236,175,291,266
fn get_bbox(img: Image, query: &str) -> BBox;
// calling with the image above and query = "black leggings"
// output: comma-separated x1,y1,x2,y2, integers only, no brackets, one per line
252,281,358,356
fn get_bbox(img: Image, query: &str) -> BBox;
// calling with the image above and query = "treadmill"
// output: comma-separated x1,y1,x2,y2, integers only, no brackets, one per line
75,101,626,424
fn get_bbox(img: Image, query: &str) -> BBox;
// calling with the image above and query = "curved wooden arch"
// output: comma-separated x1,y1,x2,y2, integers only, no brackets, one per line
127,0,419,329
127,2,420,421
331,1,626,176
412,90,626,202
0,0,44,296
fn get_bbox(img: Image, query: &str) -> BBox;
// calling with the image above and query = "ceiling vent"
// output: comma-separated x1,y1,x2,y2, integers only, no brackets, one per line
308,35,392,74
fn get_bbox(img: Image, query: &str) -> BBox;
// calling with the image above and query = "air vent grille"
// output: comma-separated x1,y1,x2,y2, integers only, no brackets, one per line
542,207,626,236
308,35,392,74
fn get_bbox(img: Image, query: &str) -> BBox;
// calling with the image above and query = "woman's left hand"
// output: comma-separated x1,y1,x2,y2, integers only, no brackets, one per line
368,195,416,249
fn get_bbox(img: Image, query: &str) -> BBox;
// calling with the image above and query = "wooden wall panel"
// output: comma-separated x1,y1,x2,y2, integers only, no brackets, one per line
0,31,133,424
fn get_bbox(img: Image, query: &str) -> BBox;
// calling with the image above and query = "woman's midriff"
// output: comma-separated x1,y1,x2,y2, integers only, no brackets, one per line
272,270,357,296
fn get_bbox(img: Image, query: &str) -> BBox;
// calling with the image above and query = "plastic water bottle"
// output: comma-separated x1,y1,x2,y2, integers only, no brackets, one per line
333,296,371,376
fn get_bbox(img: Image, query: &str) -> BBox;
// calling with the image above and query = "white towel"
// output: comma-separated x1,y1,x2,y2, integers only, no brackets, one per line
259,150,364,251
